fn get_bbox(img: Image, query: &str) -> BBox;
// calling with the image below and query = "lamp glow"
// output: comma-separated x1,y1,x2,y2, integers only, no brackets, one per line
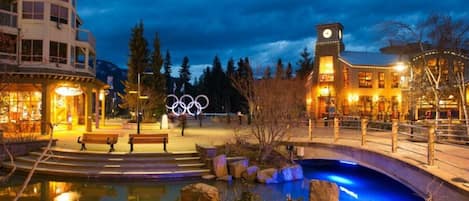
394,62,406,72
55,86,83,96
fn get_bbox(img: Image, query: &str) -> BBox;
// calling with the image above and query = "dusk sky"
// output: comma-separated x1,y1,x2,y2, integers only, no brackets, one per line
77,0,468,79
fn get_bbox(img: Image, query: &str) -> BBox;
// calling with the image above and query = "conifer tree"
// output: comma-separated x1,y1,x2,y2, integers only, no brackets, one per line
286,62,293,79
297,47,313,79
163,50,172,94
178,56,191,95
120,21,150,118
263,67,272,79
143,33,166,119
275,58,284,79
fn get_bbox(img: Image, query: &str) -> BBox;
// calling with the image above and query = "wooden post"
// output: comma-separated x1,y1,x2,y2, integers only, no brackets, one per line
428,125,435,166
392,119,398,153
361,118,368,146
334,117,339,142
308,118,313,141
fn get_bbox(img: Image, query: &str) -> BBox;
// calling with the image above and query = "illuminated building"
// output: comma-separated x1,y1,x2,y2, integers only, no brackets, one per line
307,23,404,120
0,0,105,134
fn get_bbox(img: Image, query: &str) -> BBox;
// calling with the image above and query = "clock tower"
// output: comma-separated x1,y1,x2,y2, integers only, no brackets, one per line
315,23,345,54
310,22,345,120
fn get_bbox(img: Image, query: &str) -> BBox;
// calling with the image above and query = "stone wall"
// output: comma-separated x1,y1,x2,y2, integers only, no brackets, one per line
0,140,57,166
292,142,469,201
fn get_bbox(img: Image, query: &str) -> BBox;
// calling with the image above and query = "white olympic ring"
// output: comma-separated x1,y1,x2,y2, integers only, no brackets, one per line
165,94,209,116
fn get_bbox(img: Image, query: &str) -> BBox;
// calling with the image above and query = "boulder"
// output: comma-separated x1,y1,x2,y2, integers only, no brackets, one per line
309,180,339,201
212,154,228,177
180,183,220,201
290,164,304,180
241,166,259,182
228,159,248,178
256,168,279,184
279,166,293,182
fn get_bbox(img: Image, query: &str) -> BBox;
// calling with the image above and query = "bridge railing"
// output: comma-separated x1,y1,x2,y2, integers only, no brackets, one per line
307,118,439,165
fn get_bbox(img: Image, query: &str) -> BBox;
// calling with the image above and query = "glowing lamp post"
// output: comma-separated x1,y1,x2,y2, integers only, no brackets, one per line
129,72,153,134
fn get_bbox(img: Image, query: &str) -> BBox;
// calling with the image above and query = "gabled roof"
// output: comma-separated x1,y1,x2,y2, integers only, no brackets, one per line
339,51,400,67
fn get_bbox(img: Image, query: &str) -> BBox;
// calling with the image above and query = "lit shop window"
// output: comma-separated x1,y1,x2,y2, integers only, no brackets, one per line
319,56,334,82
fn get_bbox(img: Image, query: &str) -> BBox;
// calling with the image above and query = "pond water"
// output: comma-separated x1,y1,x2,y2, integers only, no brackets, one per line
0,159,423,201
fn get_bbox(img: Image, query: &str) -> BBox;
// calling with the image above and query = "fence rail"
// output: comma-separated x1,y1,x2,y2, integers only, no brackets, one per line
305,117,469,167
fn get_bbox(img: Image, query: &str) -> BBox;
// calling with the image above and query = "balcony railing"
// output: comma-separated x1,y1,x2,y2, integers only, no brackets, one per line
0,9,17,28
76,29,96,50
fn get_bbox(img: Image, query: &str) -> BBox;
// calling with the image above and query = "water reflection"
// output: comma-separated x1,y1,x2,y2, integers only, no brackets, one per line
0,159,423,201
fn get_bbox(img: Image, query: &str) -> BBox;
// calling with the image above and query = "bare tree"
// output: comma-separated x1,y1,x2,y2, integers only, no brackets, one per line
231,72,305,162
382,14,469,129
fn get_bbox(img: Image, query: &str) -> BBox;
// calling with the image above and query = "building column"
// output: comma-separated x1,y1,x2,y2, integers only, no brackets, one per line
41,82,51,135
95,89,99,129
101,90,105,126
84,84,92,132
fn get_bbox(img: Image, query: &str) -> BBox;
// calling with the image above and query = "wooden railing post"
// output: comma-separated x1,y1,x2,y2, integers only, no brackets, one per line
392,119,398,153
308,118,313,141
428,125,435,166
334,117,339,142
361,118,368,146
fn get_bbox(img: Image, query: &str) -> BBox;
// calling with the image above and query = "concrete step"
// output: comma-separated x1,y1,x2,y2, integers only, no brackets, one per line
41,147,199,158
15,156,205,169
4,162,211,179
8,160,206,172
3,147,211,179
28,152,202,163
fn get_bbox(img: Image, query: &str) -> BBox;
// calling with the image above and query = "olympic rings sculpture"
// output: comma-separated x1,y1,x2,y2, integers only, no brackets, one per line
165,94,209,116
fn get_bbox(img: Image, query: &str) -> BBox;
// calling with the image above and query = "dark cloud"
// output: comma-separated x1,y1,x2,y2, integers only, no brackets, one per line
77,0,468,78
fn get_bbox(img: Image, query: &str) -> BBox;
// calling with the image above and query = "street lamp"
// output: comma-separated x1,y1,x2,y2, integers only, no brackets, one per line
129,72,154,134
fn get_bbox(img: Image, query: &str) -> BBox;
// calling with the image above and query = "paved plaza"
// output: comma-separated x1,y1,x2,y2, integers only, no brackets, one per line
46,118,469,192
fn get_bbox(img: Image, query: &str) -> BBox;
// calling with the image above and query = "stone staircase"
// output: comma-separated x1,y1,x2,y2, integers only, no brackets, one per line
2,148,211,179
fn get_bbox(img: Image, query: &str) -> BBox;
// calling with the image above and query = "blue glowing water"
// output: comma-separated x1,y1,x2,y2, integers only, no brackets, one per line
0,159,423,201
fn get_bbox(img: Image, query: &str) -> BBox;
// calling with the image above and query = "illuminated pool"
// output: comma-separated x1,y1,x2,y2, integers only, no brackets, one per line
0,159,423,201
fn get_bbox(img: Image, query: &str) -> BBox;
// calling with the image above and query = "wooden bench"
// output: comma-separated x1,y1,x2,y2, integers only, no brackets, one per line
77,133,119,152
128,134,168,152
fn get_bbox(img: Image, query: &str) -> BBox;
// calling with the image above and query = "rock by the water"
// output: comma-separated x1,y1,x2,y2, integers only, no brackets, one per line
202,174,216,180
256,168,279,184
291,164,304,180
241,166,259,182
309,180,339,201
212,155,228,177
216,175,233,182
180,183,220,201
279,166,293,182
228,159,248,178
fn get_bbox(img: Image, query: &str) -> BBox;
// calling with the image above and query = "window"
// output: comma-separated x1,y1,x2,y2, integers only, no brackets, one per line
319,56,334,82
22,1,44,19
378,72,385,88
0,33,16,60
0,2,17,27
358,96,372,116
49,41,67,64
71,11,75,28
391,72,399,88
88,51,96,69
21,40,42,62
358,72,372,88
75,46,85,68
50,4,68,24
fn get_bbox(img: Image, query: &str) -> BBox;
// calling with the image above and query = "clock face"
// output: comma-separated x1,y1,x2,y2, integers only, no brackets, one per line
339,29,342,39
323,29,332,38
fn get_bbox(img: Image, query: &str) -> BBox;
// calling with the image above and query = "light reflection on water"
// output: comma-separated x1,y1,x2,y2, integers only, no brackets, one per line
0,159,423,201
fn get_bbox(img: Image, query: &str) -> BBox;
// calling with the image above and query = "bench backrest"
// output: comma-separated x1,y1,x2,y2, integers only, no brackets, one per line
129,133,168,144
82,133,119,144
